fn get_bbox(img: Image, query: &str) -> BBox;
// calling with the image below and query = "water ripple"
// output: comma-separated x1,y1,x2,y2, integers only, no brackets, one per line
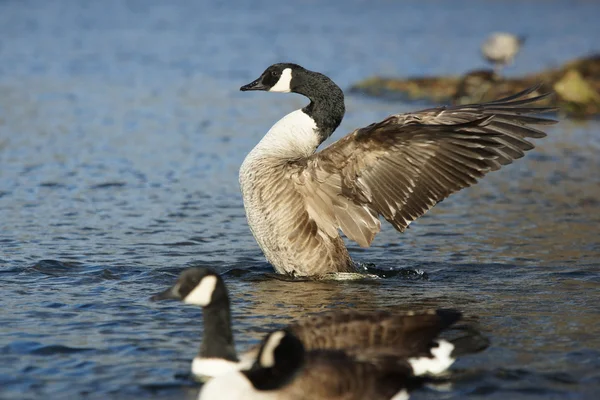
1,0,599,399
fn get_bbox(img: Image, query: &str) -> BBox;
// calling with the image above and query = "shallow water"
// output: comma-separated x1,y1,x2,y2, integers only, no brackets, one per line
1,0,599,399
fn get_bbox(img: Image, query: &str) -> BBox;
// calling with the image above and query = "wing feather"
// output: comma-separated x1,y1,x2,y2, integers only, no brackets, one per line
288,86,556,243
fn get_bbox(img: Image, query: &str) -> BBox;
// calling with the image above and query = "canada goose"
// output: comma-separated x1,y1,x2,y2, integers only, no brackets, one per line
198,329,416,400
151,268,247,380
481,32,526,75
198,325,479,400
151,267,489,381
239,63,555,277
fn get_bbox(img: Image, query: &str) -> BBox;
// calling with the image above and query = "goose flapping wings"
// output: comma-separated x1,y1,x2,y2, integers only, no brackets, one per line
287,87,557,248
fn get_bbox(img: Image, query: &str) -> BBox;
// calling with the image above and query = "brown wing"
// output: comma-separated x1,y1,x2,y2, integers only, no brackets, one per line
292,86,557,247
287,309,461,357
240,309,461,362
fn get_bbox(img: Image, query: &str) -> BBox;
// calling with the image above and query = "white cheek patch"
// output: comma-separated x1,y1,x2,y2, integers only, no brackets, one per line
184,275,218,306
269,68,292,93
259,330,286,368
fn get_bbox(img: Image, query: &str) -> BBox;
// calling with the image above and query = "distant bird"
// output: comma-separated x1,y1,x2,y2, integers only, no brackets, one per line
151,267,489,383
481,32,526,75
238,63,556,277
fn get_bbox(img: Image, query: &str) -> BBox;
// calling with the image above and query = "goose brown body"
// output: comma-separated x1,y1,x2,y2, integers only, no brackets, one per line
199,350,415,400
243,308,465,362
244,350,416,400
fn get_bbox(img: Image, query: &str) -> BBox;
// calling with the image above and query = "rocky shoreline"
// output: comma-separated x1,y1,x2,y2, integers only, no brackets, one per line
350,55,600,119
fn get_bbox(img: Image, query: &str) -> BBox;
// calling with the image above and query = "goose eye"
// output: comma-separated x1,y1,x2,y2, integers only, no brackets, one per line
271,70,278,77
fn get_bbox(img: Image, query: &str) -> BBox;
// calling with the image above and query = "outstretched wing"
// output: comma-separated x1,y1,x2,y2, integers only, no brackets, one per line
291,86,557,247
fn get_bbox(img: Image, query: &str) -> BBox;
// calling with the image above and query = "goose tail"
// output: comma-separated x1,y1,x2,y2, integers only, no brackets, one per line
448,325,490,358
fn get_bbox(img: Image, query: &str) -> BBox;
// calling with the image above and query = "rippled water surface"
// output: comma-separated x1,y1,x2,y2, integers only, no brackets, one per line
1,1,600,399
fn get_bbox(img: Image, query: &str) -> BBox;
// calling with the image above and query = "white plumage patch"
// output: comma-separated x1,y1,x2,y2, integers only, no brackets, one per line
259,330,286,368
183,275,217,306
198,371,279,400
269,68,292,93
191,357,242,381
238,351,258,368
241,109,319,162
408,339,455,376
390,389,410,400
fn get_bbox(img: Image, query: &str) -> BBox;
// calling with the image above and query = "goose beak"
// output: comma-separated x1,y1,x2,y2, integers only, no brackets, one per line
240,78,268,91
150,286,180,302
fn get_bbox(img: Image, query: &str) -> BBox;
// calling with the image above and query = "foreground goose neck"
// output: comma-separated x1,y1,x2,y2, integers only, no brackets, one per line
199,297,238,362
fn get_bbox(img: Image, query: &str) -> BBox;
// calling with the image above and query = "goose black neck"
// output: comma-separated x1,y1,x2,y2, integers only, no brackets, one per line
199,299,238,362
295,70,345,144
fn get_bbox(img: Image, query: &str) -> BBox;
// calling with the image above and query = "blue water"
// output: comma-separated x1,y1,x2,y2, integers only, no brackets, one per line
1,1,599,399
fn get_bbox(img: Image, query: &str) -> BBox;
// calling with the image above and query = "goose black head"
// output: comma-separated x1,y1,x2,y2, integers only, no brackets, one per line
240,63,306,93
244,329,305,391
240,63,345,142
150,267,227,308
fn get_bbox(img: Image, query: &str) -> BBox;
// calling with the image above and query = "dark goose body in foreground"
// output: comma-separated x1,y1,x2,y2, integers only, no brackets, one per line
239,63,557,276
198,314,487,400
152,268,488,399
151,268,489,382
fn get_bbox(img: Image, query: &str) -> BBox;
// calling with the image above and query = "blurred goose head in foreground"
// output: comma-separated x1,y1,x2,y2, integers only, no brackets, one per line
239,63,556,277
